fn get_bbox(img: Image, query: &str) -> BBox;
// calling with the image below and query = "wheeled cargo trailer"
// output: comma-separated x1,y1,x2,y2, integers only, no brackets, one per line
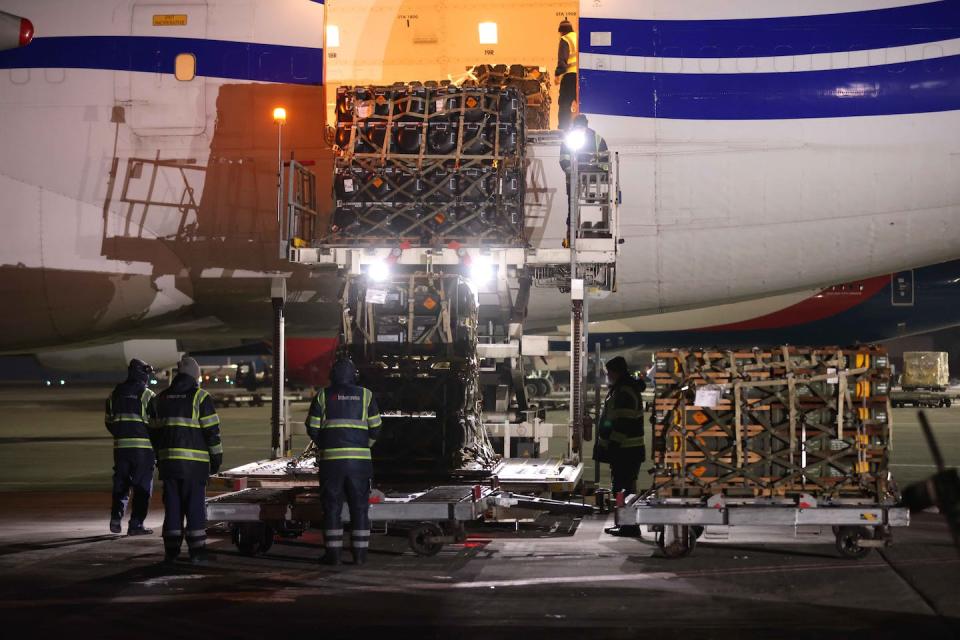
615,492,910,559
207,484,595,557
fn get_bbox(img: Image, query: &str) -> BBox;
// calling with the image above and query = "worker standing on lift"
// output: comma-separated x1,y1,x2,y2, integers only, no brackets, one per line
559,114,610,247
151,357,222,565
306,358,382,566
105,358,157,536
594,356,646,535
555,18,578,130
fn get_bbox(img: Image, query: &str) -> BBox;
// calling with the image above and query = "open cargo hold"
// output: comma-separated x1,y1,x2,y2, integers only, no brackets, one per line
651,346,893,501
328,83,526,246
901,351,949,391
465,63,552,130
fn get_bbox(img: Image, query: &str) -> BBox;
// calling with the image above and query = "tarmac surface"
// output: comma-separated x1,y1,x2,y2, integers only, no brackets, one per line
0,386,958,638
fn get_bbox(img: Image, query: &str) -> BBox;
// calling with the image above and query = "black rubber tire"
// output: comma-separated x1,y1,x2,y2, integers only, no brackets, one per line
234,522,273,556
835,526,872,559
525,380,540,399
408,522,444,557
535,378,550,397
656,525,697,558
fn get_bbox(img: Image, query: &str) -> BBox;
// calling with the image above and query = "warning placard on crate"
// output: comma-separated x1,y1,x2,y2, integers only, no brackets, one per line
694,385,723,408
365,288,388,304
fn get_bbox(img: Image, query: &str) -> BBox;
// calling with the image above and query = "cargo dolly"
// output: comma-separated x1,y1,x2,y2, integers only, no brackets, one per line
207,483,595,557
614,492,910,559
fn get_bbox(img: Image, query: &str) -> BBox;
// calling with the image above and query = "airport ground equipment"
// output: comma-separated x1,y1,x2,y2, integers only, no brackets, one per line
892,351,953,407
283,82,619,478
207,483,595,557
619,345,908,558
615,493,909,559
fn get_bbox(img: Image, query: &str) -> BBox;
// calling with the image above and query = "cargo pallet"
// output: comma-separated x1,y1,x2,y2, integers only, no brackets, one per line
207,484,594,557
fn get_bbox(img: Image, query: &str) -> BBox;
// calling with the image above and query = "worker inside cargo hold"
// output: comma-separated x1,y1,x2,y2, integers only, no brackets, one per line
555,18,578,130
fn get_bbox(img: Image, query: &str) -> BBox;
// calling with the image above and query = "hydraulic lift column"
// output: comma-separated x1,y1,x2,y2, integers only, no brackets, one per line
270,277,287,459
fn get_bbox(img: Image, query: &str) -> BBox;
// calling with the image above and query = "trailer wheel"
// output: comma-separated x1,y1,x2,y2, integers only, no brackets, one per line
535,378,551,397
525,380,540,399
233,523,274,556
408,522,444,557
835,526,872,560
656,525,697,558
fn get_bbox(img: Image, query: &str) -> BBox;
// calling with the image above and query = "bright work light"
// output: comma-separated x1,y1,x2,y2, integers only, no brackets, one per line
469,255,494,285
368,260,391,282
565,128,586,151
273,106,287,125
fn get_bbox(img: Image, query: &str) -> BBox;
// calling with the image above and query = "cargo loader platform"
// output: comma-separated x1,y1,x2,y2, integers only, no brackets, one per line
207,483,595,557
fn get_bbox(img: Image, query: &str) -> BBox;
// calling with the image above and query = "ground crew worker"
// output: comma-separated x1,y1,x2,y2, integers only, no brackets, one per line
105,358,157,536
306,358,382,566
150,357,222,565
594,355,646,498
559,114,610,246
555,18,578,130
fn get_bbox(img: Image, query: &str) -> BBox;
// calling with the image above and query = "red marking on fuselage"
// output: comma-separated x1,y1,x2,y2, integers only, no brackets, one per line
701,275,889,332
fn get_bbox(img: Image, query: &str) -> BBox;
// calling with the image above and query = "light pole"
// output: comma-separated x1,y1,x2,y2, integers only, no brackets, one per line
271,107,287,459
273,106,287,256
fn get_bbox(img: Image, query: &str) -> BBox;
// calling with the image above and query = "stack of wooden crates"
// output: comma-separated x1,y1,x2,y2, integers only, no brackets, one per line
652,347,892,501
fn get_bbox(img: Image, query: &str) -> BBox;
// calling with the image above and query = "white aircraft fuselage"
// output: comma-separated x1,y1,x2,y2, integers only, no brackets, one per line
0,0,958,355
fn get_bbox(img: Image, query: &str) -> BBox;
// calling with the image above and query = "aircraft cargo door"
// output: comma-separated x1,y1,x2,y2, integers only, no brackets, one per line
123,3,208,135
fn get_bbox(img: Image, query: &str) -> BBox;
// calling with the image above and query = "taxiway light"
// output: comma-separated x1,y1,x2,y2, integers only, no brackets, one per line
273,107,287,125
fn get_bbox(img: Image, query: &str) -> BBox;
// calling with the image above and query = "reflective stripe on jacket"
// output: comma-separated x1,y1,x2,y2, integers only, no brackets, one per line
306,385,382,461
152,374,222,479
595,381,646,463
105,383,156,450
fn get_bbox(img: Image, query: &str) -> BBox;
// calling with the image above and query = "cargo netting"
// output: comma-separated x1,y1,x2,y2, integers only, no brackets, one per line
327,83,527,247
651,346,894,501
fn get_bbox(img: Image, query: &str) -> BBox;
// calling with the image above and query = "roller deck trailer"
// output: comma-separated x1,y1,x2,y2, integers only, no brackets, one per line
207,483,595,557
615,492,910,559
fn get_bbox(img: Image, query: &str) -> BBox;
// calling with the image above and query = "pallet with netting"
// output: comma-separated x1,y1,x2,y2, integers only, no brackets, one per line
651,347,892,500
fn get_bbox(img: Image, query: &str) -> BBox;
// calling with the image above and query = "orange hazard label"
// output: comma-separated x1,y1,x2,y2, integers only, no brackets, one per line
153,14,188,26
422,297,437,310
465,96,478,108
692,411,709,425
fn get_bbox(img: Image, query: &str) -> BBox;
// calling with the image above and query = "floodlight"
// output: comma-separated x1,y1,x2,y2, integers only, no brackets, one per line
368,260,391,282
565,128,586,151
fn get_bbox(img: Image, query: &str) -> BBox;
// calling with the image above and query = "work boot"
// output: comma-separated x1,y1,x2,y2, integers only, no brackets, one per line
109,519,122,534
604,525,642,538
320,550,341,566
163,550,179,565
352,549,368,566
127,526,153,536
189,551,209,566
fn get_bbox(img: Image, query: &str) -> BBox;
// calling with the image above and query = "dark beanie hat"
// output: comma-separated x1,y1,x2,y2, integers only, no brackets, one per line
605,356,630,375
559,18,573,34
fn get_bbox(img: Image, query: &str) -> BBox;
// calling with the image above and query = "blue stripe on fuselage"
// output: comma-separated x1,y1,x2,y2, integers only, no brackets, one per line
581,2,960,58
0,36,323,85
580,54,960,119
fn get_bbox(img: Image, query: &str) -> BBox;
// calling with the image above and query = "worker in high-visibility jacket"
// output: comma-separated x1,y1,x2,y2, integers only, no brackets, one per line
306,358,382,566
559,114,609,247
150,357,222,565
554,18,578,130
105,358,157,536
594,356,646,499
